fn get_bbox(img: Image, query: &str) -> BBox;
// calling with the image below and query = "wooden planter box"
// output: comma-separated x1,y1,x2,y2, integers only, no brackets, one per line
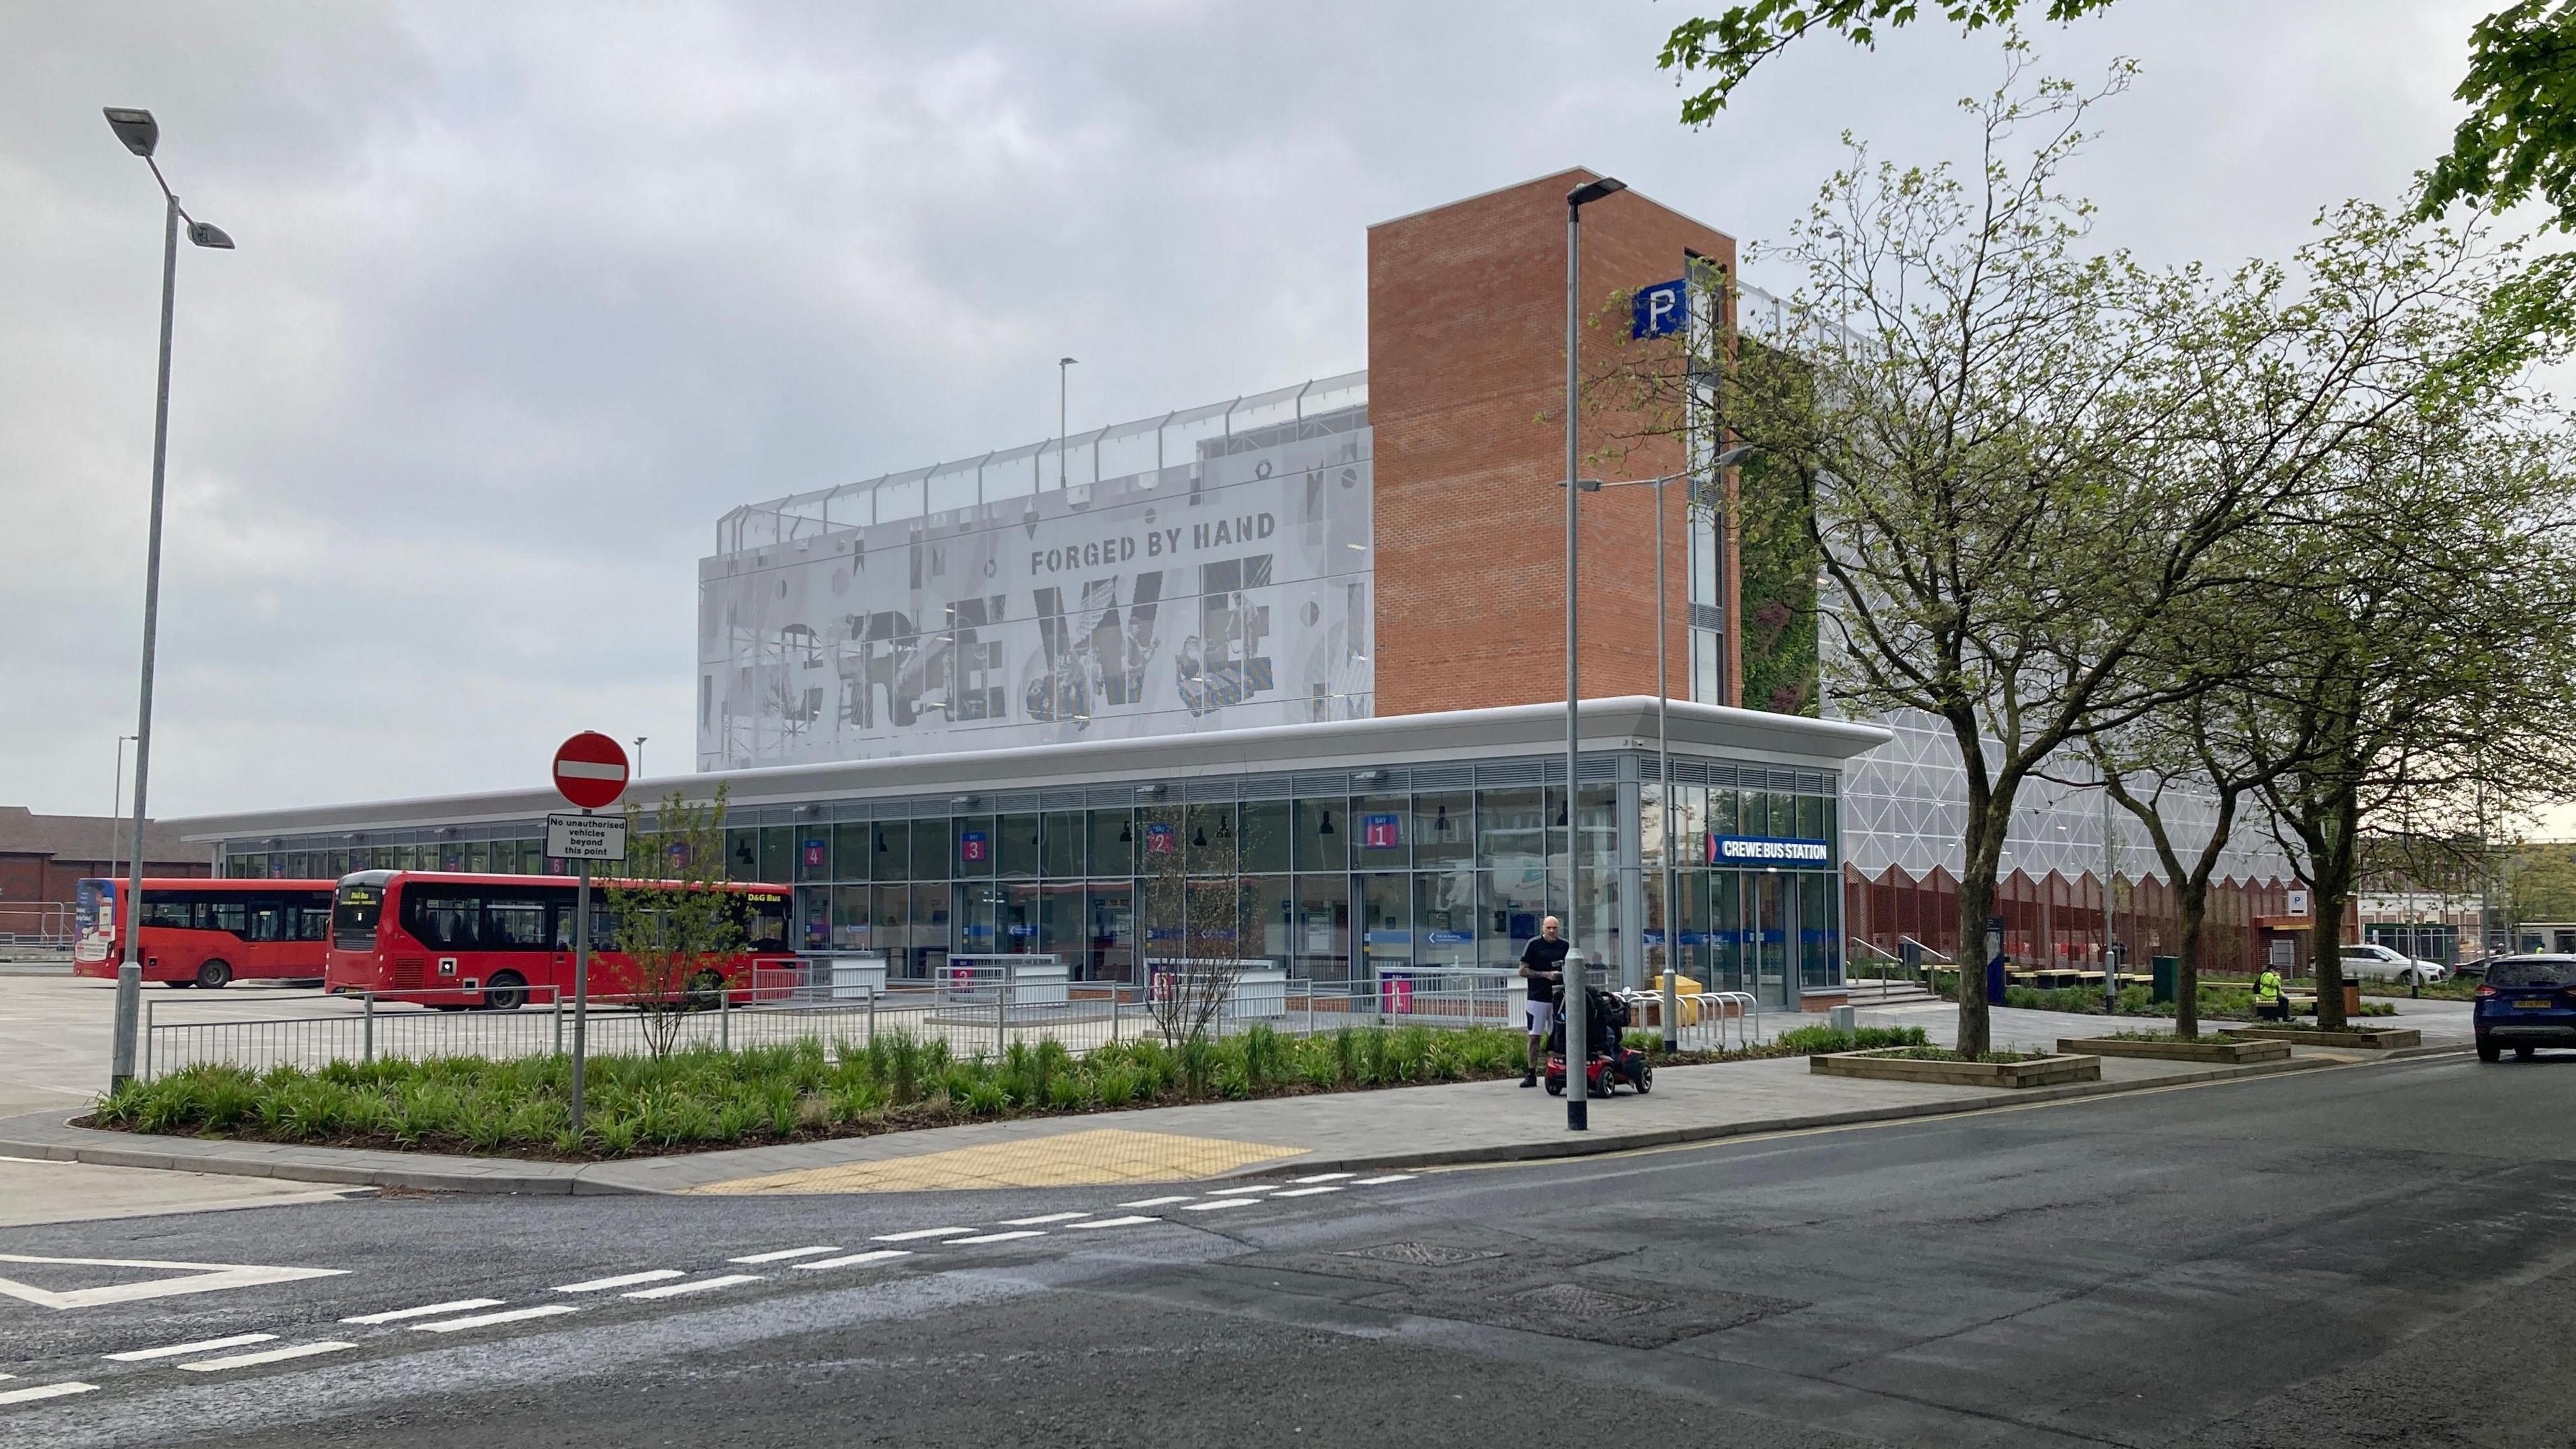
1811,1049,2100,1088
2221,1026,2422,1051
2057,1036,2290,1065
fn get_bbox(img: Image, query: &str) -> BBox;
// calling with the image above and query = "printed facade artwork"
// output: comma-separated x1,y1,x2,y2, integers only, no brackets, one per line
699,417,1375,767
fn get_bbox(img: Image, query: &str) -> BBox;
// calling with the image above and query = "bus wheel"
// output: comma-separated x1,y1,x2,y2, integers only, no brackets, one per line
482,971,528,1012
195,960,233,989
686,970,724,1011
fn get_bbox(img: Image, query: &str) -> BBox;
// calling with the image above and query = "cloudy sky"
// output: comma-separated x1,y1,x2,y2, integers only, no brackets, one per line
1,0,2506,822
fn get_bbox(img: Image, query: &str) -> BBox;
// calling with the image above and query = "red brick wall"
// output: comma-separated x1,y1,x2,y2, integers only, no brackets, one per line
0,853,209,909
1367,170,1737,715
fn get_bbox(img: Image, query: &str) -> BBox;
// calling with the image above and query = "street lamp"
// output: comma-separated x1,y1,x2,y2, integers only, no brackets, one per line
1562,174,1623,1133
1574,445,1754,1054
633,737,647,782
1059,357,1078,489
107,735,137,884
103,106,233,1089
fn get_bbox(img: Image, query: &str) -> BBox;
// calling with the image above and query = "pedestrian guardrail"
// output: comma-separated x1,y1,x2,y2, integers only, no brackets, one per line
133,972,1558,1081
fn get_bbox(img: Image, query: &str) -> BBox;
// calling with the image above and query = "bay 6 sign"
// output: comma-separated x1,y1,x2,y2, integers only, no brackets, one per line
700,417,1374,767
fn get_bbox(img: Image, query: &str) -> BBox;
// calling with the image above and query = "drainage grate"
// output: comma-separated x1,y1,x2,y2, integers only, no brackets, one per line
1332,1242,1505,1269
1503,1281,1666,1320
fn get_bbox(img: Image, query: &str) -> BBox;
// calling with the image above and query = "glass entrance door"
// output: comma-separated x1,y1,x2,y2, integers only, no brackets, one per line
1755,872,1791,1007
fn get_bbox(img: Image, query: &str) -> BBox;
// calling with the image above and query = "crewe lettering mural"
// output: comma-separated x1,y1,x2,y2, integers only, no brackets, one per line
699,415,1373,767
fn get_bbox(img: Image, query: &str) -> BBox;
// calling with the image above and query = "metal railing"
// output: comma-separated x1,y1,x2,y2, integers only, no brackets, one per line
138,973,1642,1082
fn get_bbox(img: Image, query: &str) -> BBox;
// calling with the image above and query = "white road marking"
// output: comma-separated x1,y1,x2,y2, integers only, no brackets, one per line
728,1246,841,1264
105,1333,278,1362
409,1304,580,1334
623,1274,763,1299
1062,1215,1161,1229
553,1270,684,1293
871,1228,981,1242
1001,1212,1093,1226
1180,1198,1260,1212
0,1382,97,1406
795,1250,910,1271
1116,1195,1193,1208
1349,1175,1416,1185
1269,1186,1344,1197
946,1230,1046,1244
0,1252,346,1311
341,1298,505,1324
178,1341,356,1373
1290,1173,1356,1183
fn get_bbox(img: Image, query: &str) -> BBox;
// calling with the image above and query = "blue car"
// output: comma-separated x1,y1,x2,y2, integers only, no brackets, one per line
2475,955,2576,1061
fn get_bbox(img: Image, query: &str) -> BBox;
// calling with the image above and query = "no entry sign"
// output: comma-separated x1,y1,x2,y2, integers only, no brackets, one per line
551,732,630,810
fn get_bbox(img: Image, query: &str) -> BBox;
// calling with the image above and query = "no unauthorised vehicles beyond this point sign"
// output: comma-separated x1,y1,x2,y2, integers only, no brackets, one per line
552,731,630,811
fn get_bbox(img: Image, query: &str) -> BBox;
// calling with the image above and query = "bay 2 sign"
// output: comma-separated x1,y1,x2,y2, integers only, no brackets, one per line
1708,835,1831,867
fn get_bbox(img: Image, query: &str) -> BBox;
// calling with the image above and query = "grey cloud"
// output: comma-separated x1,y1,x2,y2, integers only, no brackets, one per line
0,0,2499,816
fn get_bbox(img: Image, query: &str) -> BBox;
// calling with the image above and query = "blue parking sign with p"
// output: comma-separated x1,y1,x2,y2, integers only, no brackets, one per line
1631,277,1687,338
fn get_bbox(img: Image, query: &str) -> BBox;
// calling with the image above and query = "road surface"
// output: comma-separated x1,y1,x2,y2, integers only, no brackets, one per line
0,1049,2561,1447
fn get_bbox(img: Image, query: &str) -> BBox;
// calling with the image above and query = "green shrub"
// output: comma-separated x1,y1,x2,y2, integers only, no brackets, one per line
1773,1024,1931,1054
830,1079,886,1120
100,1024,1555,1160
592,1116,639,1157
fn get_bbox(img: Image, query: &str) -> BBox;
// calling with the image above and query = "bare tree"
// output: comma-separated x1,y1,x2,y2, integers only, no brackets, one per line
604,785,742,1059
1674,63,2314,1055
1135,806,1279,1048
2250,400,2576,1028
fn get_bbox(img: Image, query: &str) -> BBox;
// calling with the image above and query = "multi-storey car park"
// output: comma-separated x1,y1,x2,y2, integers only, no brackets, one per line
176,170,2300,1014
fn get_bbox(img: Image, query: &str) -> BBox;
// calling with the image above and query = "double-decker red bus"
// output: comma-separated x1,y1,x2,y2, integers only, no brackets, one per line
72,877,338,989
324,871,796,1010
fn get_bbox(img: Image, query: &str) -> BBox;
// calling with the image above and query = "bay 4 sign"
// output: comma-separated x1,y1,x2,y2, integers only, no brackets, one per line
545,813,629,862
1708,835,1833,867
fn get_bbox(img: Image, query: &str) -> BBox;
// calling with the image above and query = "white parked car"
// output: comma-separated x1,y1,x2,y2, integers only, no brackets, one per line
2339,943,2447,985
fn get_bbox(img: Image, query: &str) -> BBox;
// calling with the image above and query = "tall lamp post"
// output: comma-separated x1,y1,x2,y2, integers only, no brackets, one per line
1562,175,1624,1132
1574,447,1755,1054
102,107,232,1089
1058,356,1078,488
633,737,647,782
107,735,137,884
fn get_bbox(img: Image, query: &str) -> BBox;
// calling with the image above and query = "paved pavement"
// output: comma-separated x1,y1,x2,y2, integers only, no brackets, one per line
1,1046,2356,1197
0,1048,2564,1446
0,976,351,1118
0,1158,367,1229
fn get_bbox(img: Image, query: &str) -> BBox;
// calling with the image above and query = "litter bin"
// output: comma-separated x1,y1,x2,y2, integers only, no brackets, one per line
2151,955,2180,1005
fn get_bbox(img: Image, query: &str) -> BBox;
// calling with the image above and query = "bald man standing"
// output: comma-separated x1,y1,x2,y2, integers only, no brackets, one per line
1518,915,1570,1087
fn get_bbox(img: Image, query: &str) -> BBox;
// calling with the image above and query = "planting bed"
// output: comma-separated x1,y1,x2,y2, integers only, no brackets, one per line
1811,1047,2100,1088
2057,1036,2291,1064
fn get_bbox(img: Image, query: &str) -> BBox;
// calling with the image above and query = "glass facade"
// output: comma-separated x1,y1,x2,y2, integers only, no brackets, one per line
217,753,1844,1007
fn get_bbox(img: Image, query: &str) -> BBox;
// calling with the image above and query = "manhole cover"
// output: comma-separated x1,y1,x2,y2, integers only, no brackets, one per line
1333,1242,1505,1269
1504,1281,1666,1319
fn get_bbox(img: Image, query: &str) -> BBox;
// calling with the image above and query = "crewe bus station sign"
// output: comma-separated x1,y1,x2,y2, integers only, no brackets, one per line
551,732,630,810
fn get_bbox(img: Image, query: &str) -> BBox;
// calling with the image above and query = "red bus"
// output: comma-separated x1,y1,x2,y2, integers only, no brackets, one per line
72,877,338,989
323,871,796,1010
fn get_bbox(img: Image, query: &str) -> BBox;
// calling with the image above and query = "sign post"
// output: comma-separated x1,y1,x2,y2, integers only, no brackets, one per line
551,733,630,1137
